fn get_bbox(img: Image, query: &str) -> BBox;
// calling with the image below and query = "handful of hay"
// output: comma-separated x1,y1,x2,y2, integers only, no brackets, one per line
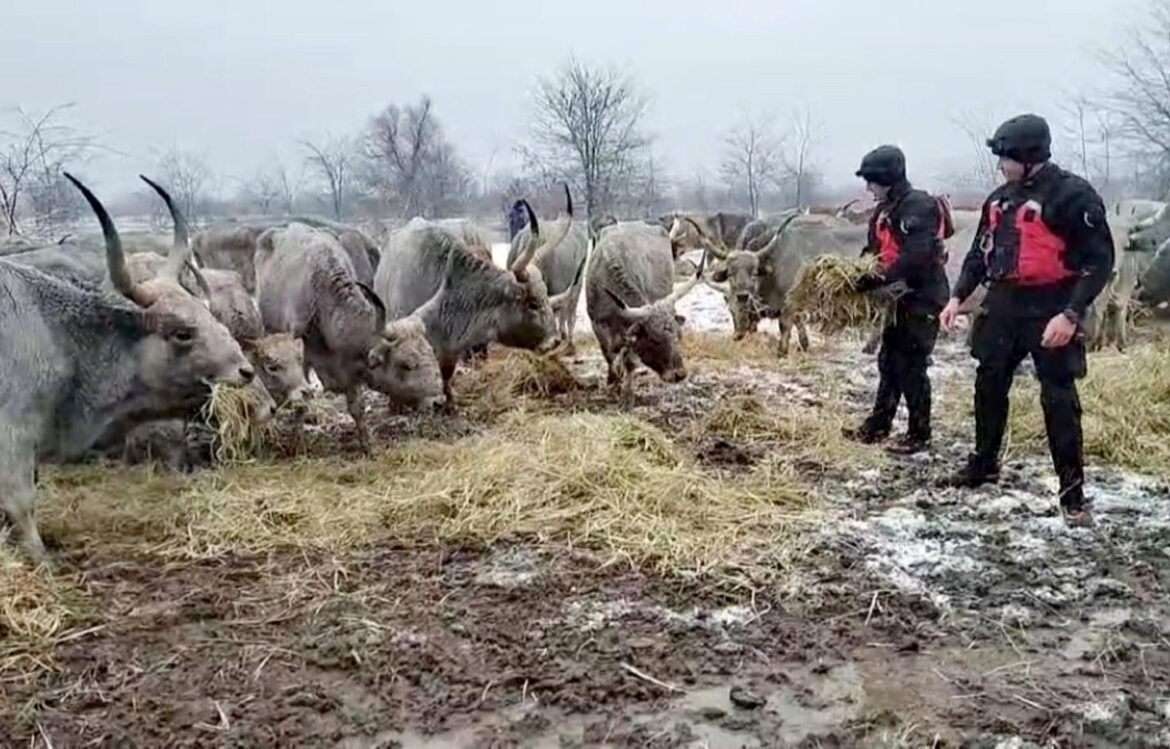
202,383,274,463
789,255,887,334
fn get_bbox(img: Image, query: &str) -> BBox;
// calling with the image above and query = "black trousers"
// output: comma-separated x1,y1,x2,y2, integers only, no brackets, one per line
865,307,939,439
970,309,1087,503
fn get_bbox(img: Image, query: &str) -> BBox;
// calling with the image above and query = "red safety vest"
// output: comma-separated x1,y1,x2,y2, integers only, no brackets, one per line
982,199,1075,286
875,195,953,270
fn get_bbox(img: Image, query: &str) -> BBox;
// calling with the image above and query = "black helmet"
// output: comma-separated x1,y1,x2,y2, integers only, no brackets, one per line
986,114,1051,164
855,145,906,187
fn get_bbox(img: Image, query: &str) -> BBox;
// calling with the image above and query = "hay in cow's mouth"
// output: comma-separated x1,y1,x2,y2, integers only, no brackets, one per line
789,255,885,334
203,382,275,463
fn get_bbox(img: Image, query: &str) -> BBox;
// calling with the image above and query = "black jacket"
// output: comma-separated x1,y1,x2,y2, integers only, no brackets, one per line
862,180,950,312
953,163,1114,319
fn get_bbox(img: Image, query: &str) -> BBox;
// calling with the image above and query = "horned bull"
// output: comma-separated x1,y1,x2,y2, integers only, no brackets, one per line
375,202,579,406
0,174,252,563
586,221,708,402
255,222,443,453
506,185,589,354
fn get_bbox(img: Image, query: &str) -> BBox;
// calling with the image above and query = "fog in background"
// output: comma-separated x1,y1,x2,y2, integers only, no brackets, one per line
0,0,1143,222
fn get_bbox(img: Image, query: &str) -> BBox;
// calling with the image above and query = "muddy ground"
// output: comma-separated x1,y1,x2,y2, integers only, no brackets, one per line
3,314,1170,747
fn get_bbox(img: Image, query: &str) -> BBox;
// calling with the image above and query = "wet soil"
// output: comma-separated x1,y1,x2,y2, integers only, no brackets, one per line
3,335,1170,747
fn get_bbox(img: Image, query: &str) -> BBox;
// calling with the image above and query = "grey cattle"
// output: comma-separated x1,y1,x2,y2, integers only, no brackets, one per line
1081,213,1150,351
506,186,589,354
691,214,811,355
0,174,252,563
664,211,754,258
375,208,568,404
193,217,382,293
586,221,707,401
255,222,442,452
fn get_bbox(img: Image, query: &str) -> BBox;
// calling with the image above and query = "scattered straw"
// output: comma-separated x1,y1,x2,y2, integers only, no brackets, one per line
1005,347,1170,476
458,350,582,417
203,383,274,463
789,255,885,334
0,548,87,681
691,394,879,470
39,412,811,580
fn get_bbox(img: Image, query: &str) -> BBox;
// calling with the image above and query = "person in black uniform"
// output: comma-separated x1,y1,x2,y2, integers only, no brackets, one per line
844,145,951,455
940,114,1114,525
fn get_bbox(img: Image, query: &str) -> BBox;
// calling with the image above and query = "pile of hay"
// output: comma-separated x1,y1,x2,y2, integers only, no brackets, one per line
39,412,812,580
202,383,274,463
0,548,86,680
457,350,582,418
789,255,886,334
1006,347,1170,476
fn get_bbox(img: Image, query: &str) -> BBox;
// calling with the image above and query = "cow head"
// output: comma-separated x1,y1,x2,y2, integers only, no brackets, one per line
201,268,264,343
603,247,708,383
364,291,445,411
495,194,571,352
65,173,254,404
242,333,312,408
700,215,798,340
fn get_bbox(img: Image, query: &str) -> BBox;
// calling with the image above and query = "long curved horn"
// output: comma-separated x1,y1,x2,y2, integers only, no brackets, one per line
666,244,710,306
603,287,651,322
63,172,147,306
139,175,192,281
533,183,575,267
681,216,728,260
835,198,859,218
753,214,799,258
185,259,213,301
509,199,541,276
549,251,589,308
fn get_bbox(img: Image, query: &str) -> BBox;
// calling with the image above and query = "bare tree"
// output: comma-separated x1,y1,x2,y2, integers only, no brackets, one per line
301,135,353,220
950,112,1002,193
155,146,213,225
720,113,782,217
1099,0,1170,197
362,96,470,218
0,104,97,236
1059,94,1119,195
779,108,821,209
525,56,651,219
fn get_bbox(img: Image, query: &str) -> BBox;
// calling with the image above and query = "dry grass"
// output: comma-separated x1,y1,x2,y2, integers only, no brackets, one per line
789,255,885,334
1005,347,1170,476
39,412,812,581
690,393,879,470
457,350,583,418
0,548,88,682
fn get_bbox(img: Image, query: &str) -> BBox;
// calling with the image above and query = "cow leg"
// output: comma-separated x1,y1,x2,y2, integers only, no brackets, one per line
440,357,458,413
862,326,881,355
795,313,810,352
560,314,577,357
776,316,792,358
0,441,47,566
617,348,637,407
345,387,371,455
1111,300,1128,352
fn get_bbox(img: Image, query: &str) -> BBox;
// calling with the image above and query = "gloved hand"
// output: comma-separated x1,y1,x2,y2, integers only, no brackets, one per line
853,272,886,293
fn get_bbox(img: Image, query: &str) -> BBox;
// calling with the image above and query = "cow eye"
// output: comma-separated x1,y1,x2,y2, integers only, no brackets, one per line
263,361,281,375
400,361,416,372
172,328,196,346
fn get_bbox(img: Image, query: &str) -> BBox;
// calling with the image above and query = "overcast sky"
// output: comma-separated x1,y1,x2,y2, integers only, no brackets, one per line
2,0,1135,200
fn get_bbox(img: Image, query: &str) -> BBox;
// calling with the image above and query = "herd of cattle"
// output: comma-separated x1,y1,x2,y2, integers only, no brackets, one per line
3,176,1170,565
